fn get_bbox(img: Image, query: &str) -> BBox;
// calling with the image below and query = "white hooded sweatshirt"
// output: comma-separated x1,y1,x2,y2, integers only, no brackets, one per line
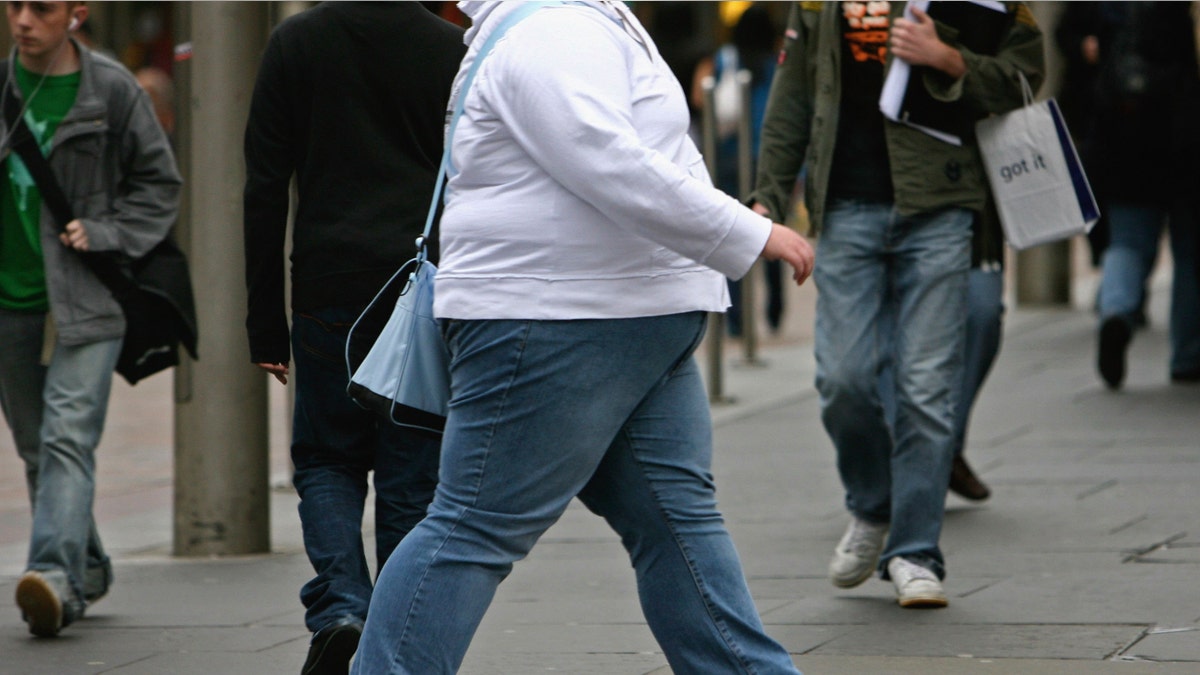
434,1,773,320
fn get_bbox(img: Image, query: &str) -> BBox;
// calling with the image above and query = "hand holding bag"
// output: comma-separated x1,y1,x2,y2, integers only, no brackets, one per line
975,73,1101,250
345,2,559,433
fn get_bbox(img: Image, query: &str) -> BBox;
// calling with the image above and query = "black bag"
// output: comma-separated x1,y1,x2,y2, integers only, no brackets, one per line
87,240,199,384
4,78,198,384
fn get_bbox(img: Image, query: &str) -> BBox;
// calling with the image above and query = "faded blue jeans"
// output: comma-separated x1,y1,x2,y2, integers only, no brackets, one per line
814,200,971,579
290,307,441,634
0,308,119,621
881,267,1005,457
954,268,1004,455
353,313,799,675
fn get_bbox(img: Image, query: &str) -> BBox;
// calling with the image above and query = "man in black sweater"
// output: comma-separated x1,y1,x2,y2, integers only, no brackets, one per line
242,4,464,673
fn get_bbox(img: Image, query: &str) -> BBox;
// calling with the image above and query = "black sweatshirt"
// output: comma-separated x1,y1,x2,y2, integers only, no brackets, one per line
243,2,465,365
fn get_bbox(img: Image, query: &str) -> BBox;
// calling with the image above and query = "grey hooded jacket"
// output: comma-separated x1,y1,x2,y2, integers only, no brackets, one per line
1,40,181,346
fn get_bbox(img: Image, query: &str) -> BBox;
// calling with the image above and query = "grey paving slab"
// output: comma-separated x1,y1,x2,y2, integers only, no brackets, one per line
791,655,1200,675
5,624,304,655
84,651,306,675
1123,626,1200,663
459,651,670,675
802,623,1143,660
465,622,661,655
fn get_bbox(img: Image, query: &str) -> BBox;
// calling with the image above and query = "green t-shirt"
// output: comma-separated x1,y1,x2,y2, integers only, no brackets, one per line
0,61,80,312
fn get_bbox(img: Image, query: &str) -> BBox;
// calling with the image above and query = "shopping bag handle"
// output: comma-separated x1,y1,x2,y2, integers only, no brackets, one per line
1016,70,1034,107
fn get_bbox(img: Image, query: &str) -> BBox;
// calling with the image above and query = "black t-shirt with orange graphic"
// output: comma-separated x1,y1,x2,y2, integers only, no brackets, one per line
828,0,894,203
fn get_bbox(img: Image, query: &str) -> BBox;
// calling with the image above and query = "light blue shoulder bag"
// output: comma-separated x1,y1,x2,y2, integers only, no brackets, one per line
345,2,561,433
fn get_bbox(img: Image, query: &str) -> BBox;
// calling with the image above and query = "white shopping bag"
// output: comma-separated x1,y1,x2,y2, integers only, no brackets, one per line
975,79,1100,250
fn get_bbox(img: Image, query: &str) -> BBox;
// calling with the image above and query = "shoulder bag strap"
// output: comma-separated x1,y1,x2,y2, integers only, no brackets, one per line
416,1,567,263
2,72,132,296
2,76,75,228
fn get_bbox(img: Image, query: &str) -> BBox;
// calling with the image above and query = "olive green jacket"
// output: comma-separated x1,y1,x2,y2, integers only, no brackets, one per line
750,1,1044,264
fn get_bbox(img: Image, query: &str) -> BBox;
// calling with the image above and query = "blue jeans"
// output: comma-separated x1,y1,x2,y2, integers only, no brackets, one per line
880,267,1005,457
0,308,119,620
290,308,441,634
814,201,971,578
954,268,1004,455
1097,201,1200,375
353,313,798,675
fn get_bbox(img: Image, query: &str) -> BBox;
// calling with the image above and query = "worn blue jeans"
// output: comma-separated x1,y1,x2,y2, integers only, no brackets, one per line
814,200,971,578
353,313,798,675
881,267,1004,457
954,268,1004,455
1097,201,1200,376
0,308,119,619
290,308,441,634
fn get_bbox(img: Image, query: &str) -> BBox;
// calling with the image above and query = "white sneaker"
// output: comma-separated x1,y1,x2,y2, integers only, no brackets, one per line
887,556,948,608
828,516,888,588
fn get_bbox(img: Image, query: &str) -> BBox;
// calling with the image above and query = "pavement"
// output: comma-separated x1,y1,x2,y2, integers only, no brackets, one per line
1,263,1198,675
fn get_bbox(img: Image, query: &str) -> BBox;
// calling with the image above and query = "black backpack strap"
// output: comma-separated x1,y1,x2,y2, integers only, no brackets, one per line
2,73,74,228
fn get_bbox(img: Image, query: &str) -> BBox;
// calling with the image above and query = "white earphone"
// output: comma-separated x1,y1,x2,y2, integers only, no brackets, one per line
68,16,80,31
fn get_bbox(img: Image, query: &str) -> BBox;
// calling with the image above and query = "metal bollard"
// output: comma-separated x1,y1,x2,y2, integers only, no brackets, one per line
701,75,732,404
735,70,764,367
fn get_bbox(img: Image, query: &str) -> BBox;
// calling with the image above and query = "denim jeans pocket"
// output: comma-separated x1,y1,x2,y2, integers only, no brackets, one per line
294,309,358,369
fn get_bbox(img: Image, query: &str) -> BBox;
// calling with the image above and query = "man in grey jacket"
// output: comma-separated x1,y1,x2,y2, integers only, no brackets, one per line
0,1,180,637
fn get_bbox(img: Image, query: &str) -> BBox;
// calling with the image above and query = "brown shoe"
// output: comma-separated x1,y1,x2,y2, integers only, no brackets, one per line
949,455,990,501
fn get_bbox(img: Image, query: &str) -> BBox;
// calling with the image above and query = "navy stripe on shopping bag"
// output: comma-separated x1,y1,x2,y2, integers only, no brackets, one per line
1047,99,1100,224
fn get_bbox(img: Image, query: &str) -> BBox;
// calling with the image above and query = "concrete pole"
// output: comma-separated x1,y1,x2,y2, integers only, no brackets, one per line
171,2,271,556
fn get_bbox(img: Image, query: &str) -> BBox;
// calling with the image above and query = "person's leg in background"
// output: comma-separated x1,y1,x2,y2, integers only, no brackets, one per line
0,311,49,514
290,307,382,673
1,312,114,616
19,336,122,636
764,259,785,334
1166,196,1200,382
1096,203,1166,389
948,266,1005,501
813,201,895,590
371,424,440,572
726,278,744,337
878,205,970,607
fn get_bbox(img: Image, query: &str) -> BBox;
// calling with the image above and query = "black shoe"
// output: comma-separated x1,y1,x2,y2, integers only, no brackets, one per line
948,455,991,501
301,616,363,675
1098,317,1132,390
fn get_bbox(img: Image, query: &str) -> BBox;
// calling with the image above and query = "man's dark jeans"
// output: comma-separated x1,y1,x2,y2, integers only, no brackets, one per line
290,307,441,633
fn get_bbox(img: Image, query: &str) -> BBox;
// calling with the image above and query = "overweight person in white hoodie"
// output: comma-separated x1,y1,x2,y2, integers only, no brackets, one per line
353,3,814,673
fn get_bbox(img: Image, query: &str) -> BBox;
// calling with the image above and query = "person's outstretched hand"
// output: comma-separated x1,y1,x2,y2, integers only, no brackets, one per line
256,362,289,385
754,205,815,285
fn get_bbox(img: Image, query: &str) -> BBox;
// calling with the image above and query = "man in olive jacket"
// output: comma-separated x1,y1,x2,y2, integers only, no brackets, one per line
2,1,181,637
750,1,1043,607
